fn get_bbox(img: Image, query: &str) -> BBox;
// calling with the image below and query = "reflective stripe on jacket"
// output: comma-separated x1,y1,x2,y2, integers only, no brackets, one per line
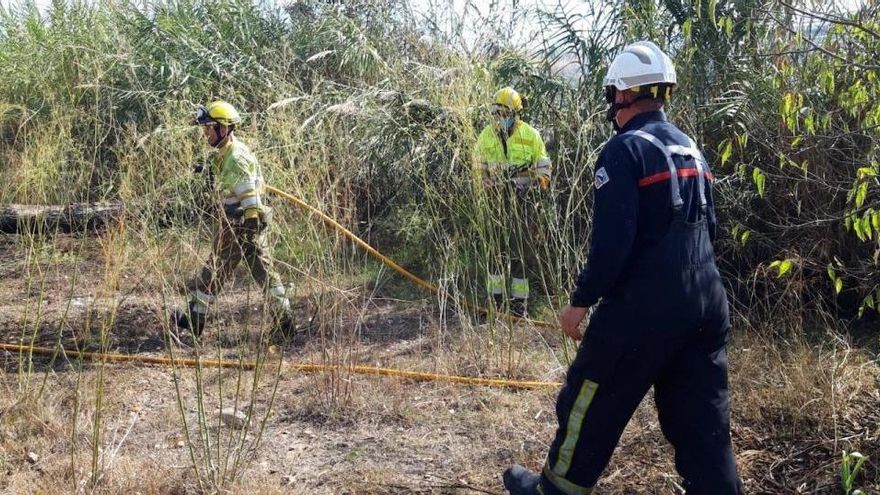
474,121,551,187
213,136,266,219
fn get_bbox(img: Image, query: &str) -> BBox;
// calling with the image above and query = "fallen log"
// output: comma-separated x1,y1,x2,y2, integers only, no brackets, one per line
0,202,124,234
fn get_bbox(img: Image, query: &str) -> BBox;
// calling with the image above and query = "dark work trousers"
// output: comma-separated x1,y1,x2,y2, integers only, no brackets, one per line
540,212,740,494
484,185,546,295
189,215,288,313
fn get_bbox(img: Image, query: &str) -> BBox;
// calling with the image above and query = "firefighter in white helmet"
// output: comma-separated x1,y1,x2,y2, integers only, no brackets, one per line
503,41,742,494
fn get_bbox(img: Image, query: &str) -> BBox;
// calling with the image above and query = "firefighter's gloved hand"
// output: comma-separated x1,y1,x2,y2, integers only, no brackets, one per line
242,216,263,236
537,175,550,191
223,204,244,220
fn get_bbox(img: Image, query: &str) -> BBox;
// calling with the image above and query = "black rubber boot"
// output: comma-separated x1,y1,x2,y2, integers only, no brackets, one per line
171,301,205,338
503,465,542,495
272,310,311,346
511,297,528,318
274,311,296,336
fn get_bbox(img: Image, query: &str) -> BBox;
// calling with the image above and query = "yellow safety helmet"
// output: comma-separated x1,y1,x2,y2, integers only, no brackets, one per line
493,87,523,112
194,100,242,127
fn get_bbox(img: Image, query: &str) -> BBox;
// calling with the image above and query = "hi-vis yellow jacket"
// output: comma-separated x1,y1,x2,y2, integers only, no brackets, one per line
212,136,266,220
473,121,551,189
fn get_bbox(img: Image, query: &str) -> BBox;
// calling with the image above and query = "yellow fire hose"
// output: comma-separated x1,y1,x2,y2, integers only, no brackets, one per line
1,185,565,391
0,343,560,390
266,185,556,329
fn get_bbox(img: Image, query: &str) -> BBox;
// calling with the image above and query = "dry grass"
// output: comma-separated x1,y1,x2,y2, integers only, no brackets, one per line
0,235,878,494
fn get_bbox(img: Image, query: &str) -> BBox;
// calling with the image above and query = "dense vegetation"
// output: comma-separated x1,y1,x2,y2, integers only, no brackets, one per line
0,0,877,492
1,0,876,327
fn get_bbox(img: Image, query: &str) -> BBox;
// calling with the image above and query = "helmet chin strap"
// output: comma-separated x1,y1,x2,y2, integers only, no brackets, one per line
209,126,229,147
606,90,658,132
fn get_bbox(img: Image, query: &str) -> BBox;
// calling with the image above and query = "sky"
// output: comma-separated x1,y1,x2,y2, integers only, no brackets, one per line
5,0,868,43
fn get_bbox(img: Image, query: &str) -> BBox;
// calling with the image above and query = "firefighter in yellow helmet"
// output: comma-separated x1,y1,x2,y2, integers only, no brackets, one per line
172,100,294,339
474,87,552,317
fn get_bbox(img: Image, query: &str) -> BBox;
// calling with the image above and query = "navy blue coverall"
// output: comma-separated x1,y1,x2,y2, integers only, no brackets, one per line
540,111,740,494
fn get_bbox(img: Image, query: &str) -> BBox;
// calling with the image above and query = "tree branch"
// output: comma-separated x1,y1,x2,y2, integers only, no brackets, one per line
777,0,880,40
764,11,880,70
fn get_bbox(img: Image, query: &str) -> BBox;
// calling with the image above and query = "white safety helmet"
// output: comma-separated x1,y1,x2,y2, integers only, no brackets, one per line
603,41,676,127
603,41,676,91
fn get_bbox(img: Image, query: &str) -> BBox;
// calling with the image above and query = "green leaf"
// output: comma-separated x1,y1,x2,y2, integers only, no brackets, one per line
862,215,874,240
740,230,751,246
835,277,843,294
778,259,793,277
752,168,766,197
854,217,865,241
707,0,717,27
783,93,793,116
872,210,880,230
857,167,877,179
769,260,792,278
805,112,815,134
821,69,835,93
719,139,733,166
827,264,836,282
855,182,868,208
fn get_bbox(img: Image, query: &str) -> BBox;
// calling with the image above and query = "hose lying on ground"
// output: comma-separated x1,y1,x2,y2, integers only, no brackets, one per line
0,343,561,390
265,185,556,329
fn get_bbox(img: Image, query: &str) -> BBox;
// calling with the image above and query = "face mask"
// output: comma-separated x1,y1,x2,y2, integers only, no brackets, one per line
608,106,622,133
492,105,515,133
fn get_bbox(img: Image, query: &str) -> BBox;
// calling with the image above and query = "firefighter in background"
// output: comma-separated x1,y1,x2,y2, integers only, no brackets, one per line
474,87,552,318
172,100,294,338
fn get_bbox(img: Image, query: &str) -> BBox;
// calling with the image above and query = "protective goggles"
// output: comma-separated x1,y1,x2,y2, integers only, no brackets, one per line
604,86,617,104
193,105,215,126
491,105,513,118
